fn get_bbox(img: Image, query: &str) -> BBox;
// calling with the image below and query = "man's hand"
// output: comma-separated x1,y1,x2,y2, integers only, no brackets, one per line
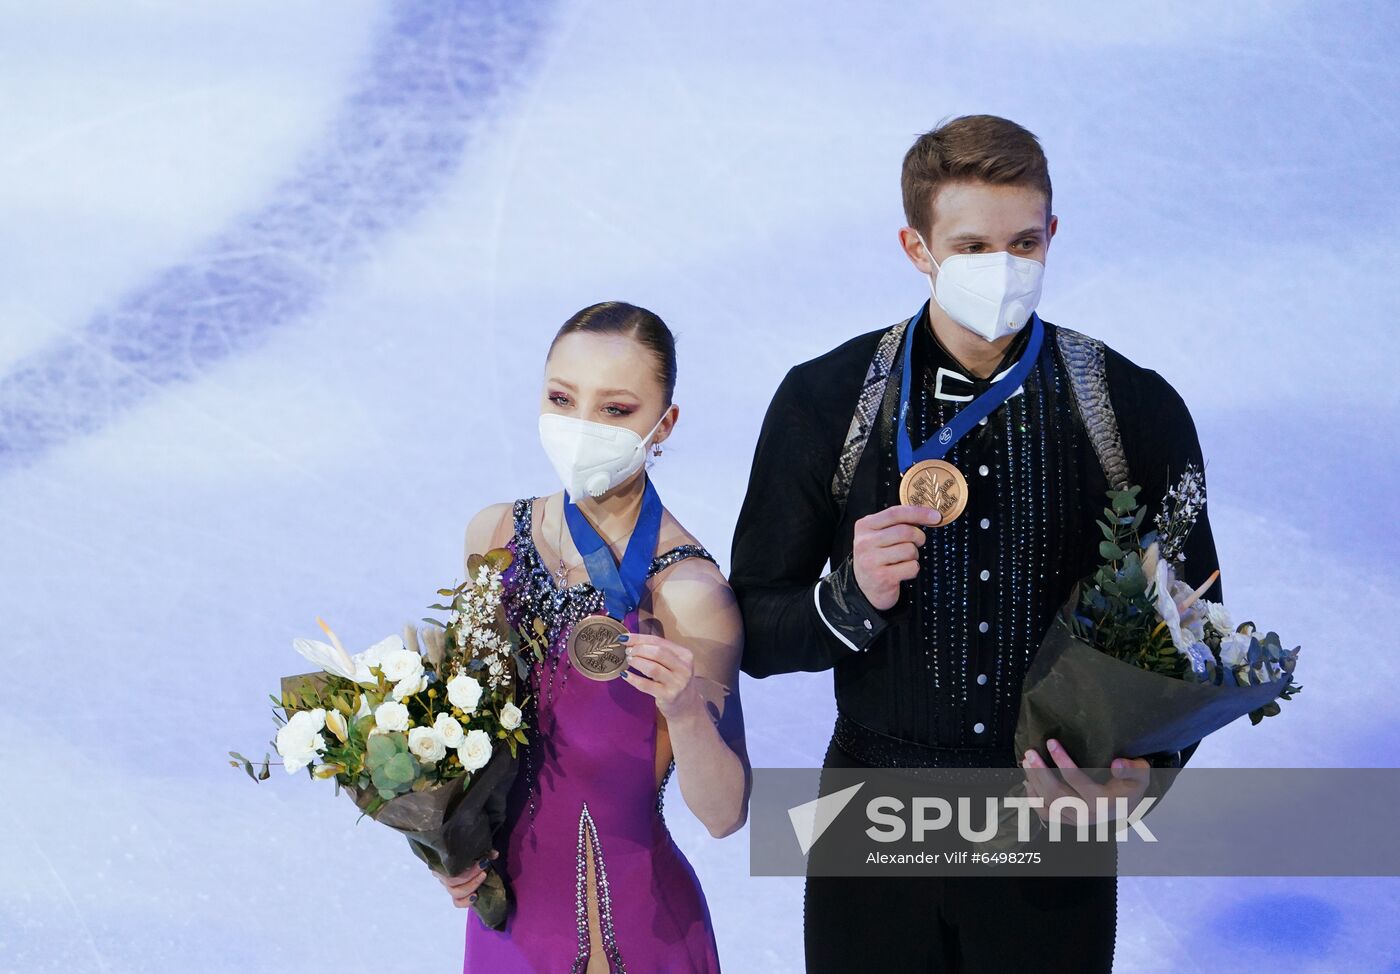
1021,739,1151,825
852,504,942,611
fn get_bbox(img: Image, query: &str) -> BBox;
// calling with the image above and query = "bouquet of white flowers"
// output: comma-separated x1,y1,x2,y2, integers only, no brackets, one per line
230,548,544,929
1013,463,1302,769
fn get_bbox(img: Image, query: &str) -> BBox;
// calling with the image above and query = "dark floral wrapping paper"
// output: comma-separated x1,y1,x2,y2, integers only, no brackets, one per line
279,671,520,930
1014,599,1294,770
345,742,518,930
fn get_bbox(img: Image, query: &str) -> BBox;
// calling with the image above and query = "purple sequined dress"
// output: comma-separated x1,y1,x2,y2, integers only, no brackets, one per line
463,497,723,973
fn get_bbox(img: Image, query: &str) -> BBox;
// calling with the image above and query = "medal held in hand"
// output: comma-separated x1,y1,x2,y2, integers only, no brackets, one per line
895,303,1044,526
566,614,629,681
898,458,969,521
561,476,665,681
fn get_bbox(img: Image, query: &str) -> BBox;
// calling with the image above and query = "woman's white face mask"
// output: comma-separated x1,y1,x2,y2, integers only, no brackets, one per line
538,411,667,499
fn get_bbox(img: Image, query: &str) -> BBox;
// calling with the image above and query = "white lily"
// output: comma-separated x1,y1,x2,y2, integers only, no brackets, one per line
291,617,399,686
1151,559,1217,652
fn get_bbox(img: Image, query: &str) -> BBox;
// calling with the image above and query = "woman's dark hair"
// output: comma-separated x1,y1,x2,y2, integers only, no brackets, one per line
549,301,678,405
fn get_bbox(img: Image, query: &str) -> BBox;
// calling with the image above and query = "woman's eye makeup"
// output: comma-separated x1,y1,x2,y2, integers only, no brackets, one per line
547,391,639,416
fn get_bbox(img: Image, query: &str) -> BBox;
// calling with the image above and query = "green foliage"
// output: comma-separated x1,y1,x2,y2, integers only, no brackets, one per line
1068,481,1302,722
227,751,271,781
234,546,544,797
366,732,420,799
1068,486,1189,679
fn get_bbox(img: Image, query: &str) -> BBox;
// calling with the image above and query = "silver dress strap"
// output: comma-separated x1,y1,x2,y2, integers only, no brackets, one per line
830,317,912,510
1053,326,1132,491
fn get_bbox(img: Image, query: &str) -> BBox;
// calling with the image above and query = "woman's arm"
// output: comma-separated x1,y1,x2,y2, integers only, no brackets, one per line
464,502,515,573
623,557,751,838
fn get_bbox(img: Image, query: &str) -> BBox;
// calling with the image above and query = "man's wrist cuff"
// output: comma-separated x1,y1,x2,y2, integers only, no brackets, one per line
814,557,888,652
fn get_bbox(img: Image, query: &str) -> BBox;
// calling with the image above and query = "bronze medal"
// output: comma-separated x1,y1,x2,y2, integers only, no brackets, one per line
566,614,630,681
899,458,968,525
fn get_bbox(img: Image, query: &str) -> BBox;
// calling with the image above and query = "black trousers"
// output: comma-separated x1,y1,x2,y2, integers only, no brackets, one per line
803,737,1118,974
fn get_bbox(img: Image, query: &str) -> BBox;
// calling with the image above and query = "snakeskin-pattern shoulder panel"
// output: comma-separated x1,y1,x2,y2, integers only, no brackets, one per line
1053,326,1132,491
830,317,913,513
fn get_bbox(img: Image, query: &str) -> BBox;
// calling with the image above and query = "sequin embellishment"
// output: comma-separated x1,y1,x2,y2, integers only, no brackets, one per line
573,802,627,974
501,497,716,824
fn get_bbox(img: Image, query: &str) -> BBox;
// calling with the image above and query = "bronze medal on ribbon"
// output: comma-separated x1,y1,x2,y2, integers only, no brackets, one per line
566,614,630,681
899,458,968,525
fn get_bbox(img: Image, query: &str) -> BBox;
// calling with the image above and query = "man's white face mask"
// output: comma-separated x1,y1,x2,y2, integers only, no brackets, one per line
915,230,1045,343
538,411,667,499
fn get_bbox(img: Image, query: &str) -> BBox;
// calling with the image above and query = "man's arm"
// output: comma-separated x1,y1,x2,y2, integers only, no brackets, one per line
731,365,891,677
1115,362,1223,771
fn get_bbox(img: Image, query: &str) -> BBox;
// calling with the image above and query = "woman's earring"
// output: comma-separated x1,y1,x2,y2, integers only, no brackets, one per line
652,444,663,457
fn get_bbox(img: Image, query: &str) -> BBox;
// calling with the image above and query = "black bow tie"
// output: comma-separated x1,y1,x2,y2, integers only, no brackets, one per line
930,364,1027,403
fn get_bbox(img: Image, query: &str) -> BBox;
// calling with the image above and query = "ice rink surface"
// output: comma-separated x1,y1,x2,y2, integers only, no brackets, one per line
1,1,1397,970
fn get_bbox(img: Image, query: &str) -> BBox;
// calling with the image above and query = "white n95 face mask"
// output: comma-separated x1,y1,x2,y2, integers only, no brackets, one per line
916,231,1044,342
538,411,667,499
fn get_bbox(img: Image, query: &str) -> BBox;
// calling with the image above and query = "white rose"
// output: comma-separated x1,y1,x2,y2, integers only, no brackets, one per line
457,728,493,772
408,725,447,763
433,713,465,748
1201,600,1234,634
375,700,410,732
499,702,522,731
1219,632,1253,668
277,731,327,773
340,634,399,684
275,708,328,773
381,647,424,683
447,673,483,713
391,670,426,701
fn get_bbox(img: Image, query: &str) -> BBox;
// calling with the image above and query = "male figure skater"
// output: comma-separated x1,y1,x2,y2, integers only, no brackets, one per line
731,115,1222,972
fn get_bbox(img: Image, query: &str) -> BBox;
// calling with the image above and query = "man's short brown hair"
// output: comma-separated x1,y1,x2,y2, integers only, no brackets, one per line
901,115,1052,236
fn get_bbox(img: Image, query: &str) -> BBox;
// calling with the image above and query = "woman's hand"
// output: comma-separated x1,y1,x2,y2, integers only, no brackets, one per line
617,632,704,719
432,849,499,909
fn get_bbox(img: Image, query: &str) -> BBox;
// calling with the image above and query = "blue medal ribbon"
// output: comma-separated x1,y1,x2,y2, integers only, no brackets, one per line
563,476,664,620
896,303,1044,472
